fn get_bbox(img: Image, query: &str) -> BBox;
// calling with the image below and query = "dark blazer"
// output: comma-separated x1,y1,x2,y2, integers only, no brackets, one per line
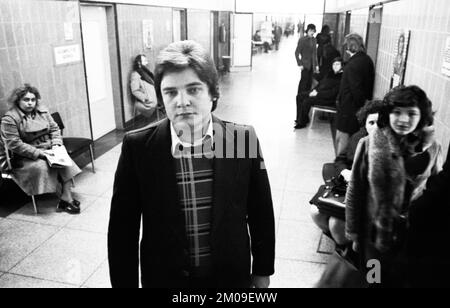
295,36,318,70
108,116,275,288
407,146,450,287
336,52,375,134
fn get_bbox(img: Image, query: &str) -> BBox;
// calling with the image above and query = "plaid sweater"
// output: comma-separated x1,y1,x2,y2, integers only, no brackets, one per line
173,136,214,278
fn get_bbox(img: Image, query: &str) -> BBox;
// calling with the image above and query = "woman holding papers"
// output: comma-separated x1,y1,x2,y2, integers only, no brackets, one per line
0,84,81,214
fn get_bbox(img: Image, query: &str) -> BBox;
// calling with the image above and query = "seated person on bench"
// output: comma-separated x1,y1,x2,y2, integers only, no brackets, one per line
295,57,343,129
310,100,383,245
0,84,82,214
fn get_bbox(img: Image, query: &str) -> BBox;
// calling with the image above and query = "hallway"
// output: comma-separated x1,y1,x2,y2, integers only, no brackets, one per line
0,35,335,288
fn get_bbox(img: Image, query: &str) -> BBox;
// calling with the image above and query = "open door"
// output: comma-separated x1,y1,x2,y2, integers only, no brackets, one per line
80,5,116,140
231,13,253,70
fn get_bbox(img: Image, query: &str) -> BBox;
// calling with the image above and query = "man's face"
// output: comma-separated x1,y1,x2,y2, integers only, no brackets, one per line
307,29,316,37
161,68,213,134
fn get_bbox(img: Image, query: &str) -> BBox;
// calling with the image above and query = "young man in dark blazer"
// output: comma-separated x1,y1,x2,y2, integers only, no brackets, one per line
295,24,319,129
108,40,275,288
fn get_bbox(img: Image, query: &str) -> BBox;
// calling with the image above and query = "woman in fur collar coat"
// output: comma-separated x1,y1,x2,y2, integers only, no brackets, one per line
345,85,442,287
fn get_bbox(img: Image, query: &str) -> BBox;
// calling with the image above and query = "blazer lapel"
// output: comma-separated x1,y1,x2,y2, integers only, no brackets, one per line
212,116,240,234
144,120,185,239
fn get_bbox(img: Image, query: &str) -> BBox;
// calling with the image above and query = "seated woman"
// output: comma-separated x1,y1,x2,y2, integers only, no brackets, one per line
295,57,343,129
346,85,442,287
0,84,81,214
310,100,384,246
130,54,158,119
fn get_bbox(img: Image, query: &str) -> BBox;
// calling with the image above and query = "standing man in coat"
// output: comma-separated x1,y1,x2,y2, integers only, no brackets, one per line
295,24,319,129
108,40,275,288
335,33,375,155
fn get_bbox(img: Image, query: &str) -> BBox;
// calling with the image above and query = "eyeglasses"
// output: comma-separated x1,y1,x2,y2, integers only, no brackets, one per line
22,97,37,102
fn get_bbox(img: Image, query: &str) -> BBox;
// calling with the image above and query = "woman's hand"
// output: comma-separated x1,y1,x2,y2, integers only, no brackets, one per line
340,169,352,182
309,90,318,97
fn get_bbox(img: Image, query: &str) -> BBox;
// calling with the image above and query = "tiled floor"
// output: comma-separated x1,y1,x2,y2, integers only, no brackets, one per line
0,36,335,288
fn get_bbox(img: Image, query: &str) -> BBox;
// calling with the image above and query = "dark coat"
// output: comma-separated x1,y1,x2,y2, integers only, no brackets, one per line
108,116,275,288
295,36,318,70
314,70,343,103
407,146,450,287
336,52,375,134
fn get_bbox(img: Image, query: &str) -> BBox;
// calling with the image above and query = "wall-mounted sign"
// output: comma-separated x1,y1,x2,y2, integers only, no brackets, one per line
442,37,450,78
391,29,411,89
54,44,82,66
143,20,154,50
64,22,74,41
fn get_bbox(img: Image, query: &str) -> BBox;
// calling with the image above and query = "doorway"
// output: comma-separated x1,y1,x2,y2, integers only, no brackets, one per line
80,6,116,140
366,5,383,65
211,11,220,69
173,9,187,42
231,13,253,69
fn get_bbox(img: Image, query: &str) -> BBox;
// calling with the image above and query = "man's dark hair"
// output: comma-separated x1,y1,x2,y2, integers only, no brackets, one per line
154,40,220,112
344,33,365,54
356,100,384,126
378,85,434,131
306,24,316,33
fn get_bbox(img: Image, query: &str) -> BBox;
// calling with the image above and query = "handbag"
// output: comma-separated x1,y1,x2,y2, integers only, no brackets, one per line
310,176,347,220
315,247,367,288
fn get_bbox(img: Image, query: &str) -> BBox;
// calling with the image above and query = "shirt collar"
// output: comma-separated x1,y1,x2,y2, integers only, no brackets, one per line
170,115,214,154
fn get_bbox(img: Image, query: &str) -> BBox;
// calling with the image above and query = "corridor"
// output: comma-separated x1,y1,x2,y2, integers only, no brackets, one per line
0,35,335,288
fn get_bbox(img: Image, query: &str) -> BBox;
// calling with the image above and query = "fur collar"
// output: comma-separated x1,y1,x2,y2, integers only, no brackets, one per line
368,127,406,252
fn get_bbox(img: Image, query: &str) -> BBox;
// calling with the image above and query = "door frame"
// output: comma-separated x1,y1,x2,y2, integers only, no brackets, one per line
79,3,120,140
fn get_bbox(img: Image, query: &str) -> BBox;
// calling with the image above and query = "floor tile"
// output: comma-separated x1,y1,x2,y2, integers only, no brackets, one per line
0,273,74,288
271,259,327,288
0,219,59,272
276,219,330,264
83,260,111,288
73,170,115,197
7,193,98,227
66,197,111,235
10,228,107,286
285,168,324,193
280,190,317,224
92,151,120,173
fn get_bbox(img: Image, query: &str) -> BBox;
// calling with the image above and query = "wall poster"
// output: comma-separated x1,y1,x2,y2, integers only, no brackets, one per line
391,29,411,88
442,37,450,78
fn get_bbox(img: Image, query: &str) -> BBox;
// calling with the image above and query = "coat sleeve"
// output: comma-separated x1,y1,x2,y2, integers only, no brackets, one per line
316,78,340,101
312,38,318,69
347,62,368,109
294,39,303,66
246,127,276,277
108,134,142,288
46,113,63,146
345,138,368,241
130,72,147,103
1,116,43,160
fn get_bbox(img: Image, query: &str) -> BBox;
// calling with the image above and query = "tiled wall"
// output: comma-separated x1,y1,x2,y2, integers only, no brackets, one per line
0,0,91,138
374,0,450,157
116,4,173,122
349,8,368,39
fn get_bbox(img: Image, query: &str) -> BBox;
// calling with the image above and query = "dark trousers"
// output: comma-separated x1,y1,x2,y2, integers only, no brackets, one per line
297,68,313,94
296,93,335,125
